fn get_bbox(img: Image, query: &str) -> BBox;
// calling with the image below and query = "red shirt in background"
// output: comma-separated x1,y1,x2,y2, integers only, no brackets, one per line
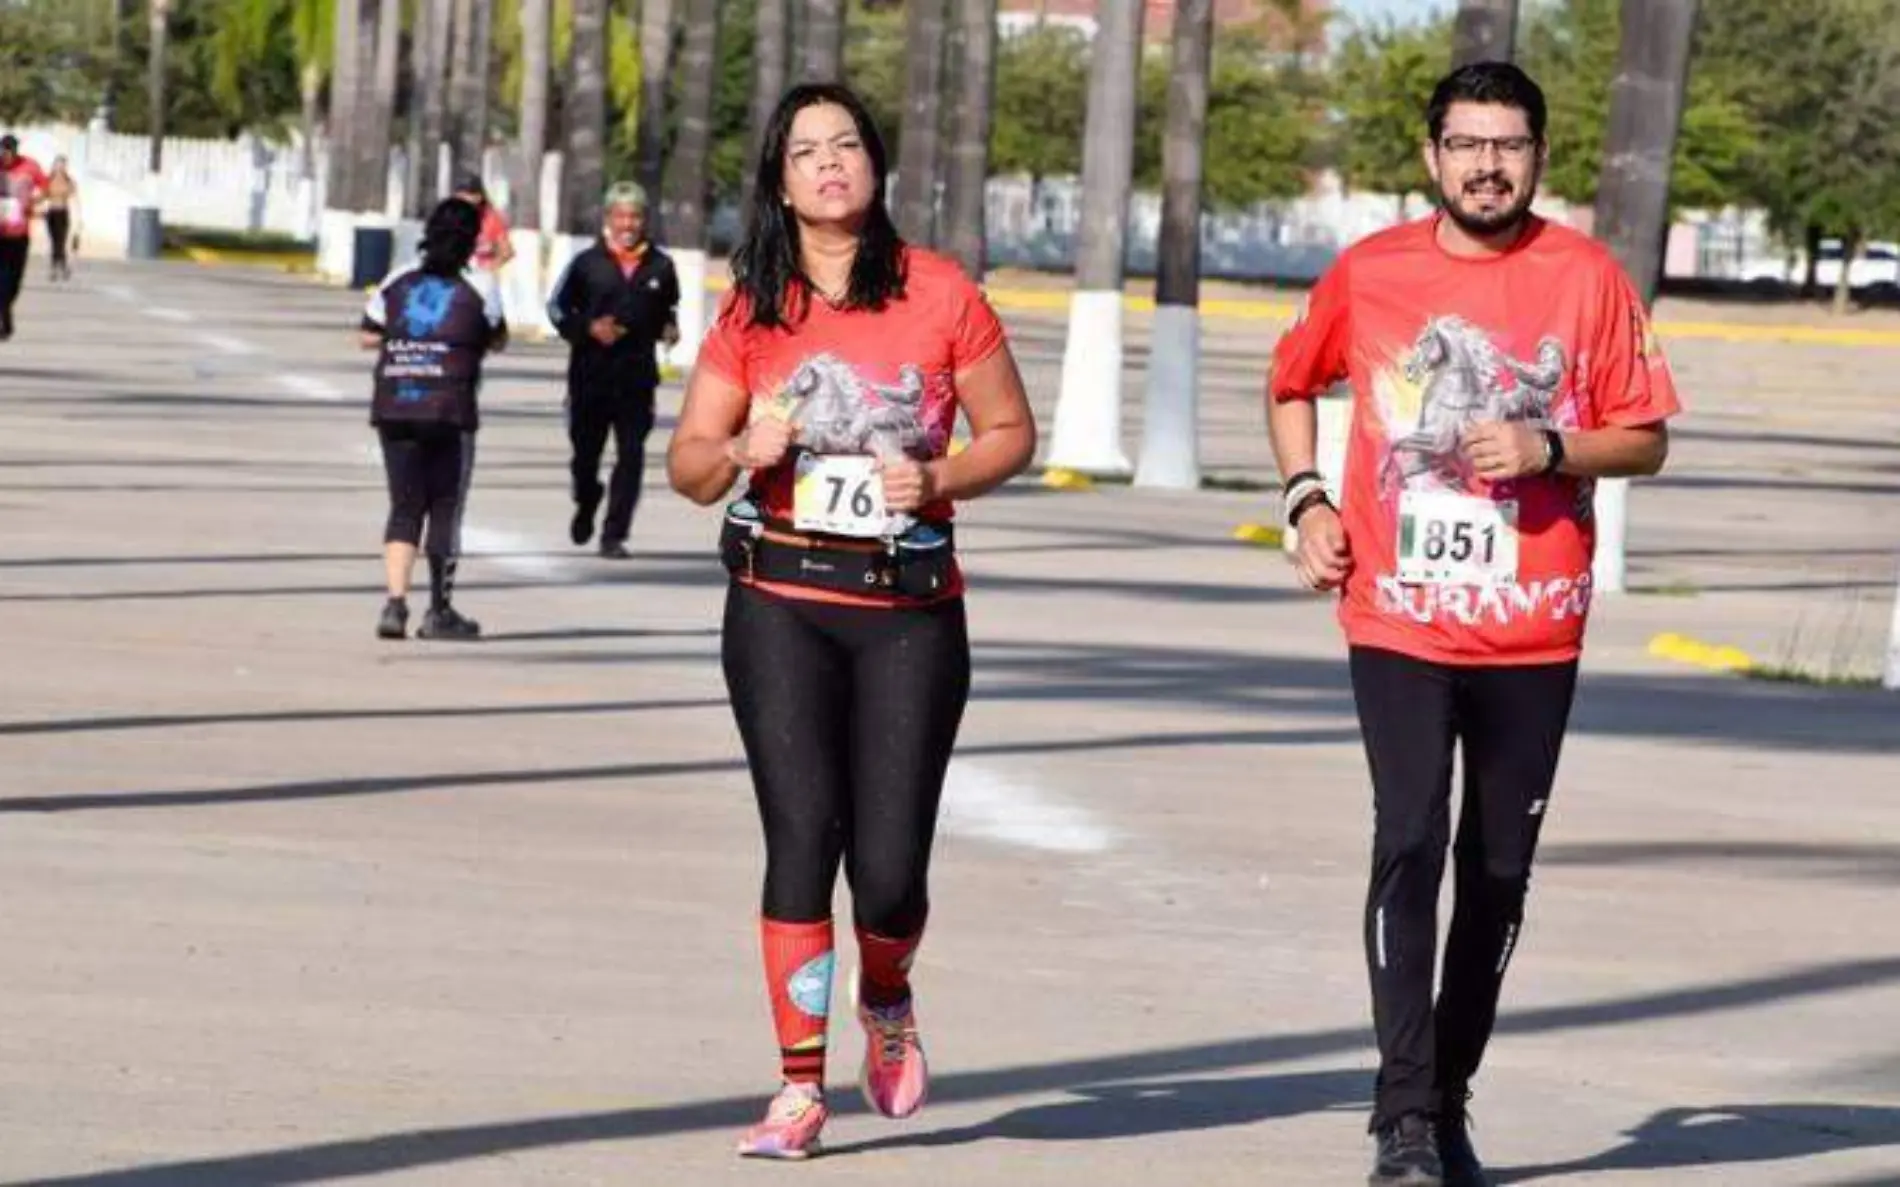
1,157,47,239
1270,215,1682,666
473,205,511,269
697,247,1006,606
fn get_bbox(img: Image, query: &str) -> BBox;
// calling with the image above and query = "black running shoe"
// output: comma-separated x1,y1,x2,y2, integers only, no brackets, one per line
418,606,482,640
598,540,631,560
1439,1097,1489,1187
376,598,409,640
570,497,598,546
1370,1113,1444,1187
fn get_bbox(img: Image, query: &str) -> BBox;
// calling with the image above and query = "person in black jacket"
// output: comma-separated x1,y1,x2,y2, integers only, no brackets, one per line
547,181,681,559
361,198,508,640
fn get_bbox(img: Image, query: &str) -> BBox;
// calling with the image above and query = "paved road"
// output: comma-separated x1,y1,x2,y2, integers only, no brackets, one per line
0,262,1896,1185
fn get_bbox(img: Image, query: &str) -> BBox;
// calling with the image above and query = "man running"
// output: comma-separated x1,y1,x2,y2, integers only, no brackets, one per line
547,181,680,559
0,135,48,340
1267,62,1681,1187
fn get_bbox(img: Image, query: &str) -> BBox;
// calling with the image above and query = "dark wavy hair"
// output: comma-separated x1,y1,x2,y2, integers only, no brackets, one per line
420,197,483,277
731,83,907,330
1426,61,1548,144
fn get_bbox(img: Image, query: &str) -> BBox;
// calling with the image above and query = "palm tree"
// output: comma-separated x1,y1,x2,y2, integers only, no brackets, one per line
359,0,400,214
943,0,997,279
1589,0,1698,594
1045,0,1145,476
636,0,676,212
563,0,608,235
147,0,172,173
406,0,453,215
516,0,551,230
799,0,845,82
291,0,333,185
663,0,721,362
894,0,950,246
448,0,494,184
1450,0,1517,67
325,0,359,211
1134,0,1214,491
744,0,790,219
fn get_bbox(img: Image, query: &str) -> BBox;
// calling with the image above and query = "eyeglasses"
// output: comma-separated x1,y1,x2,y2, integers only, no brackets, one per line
1437,135,1538,161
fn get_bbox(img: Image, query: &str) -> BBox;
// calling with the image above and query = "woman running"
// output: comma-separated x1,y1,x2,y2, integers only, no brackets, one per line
668,82,1036,1160
360,197,506,641
41,157,77,282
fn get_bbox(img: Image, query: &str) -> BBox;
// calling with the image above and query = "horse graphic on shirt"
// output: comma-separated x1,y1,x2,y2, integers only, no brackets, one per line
783,352,929,458
1383,315,1566,494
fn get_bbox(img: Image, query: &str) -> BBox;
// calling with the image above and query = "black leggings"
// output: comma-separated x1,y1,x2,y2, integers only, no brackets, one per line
45,209,70,271
379,424,472,557
1350,645,1578,1128
721,582,971,936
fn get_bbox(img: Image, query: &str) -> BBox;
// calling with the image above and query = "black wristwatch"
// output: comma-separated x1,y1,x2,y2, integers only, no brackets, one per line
1540,429,1566,476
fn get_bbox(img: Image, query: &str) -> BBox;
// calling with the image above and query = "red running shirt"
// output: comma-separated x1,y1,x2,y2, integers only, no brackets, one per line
1270,215,1683,666
697,247,1006,606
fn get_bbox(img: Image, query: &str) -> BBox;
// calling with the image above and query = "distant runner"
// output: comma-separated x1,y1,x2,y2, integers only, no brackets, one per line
0,135,48,340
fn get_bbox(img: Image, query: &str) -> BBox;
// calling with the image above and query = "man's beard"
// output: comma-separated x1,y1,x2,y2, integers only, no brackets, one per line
1440,170,1538,237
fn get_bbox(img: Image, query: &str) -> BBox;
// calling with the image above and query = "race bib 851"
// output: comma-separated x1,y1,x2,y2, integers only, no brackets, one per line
1396,490,1519,586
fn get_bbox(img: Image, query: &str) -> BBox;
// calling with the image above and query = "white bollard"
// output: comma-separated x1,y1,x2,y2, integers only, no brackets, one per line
1047,289,1132,475
502,228,551,339
1133,304,1201,490
668,247,711,370
1284,389,1352,554
1592,476,1630,594
1883,557,1900,691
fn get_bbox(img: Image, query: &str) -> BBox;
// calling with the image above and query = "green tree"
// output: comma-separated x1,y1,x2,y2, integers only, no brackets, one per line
989,24,1088,181
1331,17,1453,209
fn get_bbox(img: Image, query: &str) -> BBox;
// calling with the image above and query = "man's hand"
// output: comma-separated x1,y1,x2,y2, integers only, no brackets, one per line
661,322,681,348
1292,504,1353,592
877,455,938,514
726,415,795,470
1462,421,1551,481
588,315,626,347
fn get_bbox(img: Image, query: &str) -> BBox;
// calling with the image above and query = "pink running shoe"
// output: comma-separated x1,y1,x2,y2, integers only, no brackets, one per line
858,999,929,1119
736,1082,829,1160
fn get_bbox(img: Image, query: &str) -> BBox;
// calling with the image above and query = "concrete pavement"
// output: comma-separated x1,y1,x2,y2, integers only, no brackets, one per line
0,261,1895,1185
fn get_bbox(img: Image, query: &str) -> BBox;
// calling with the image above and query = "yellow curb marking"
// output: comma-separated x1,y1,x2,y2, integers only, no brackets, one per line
1648,631,1757,674
1041,467,1095,491
1233,523,1285,547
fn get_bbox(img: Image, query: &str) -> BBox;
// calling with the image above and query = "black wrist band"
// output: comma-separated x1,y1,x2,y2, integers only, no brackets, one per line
1282,469,1325,495
1540,429,1566,476
1288,489,1333,528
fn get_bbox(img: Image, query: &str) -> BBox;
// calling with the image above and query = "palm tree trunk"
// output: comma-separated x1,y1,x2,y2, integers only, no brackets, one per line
468,0,494,179
326,0,360,210
894,0,949,246
664,0,721,363
1135,0,1213,490
448,0,476,181
636,0,677,212
300,62,322,182
744,0,789,219
1590,0,1698,595
943,0,997,279
409,0,453,214
348,0,380,210
563,0,608,235
1046,0,1144,475
799,0,845,82
147,0,171,173
360,0,400,214
1450,0,1518,67
517,0,551,230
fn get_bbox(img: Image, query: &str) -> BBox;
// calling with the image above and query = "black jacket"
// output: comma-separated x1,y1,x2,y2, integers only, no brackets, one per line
547,240,680,393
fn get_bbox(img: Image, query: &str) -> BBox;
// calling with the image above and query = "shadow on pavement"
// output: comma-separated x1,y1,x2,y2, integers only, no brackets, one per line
1492,1102,1900,1184
12,956,1900,1185
1539,840,1900,887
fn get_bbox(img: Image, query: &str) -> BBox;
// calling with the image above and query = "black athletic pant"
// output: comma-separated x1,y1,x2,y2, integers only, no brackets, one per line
379,424,472,560
568,384,655,547
0,236,28,332
45,210,70,274
722,582,970,937
1350,645,1578,1129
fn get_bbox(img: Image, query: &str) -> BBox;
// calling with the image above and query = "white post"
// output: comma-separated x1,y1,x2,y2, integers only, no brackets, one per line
503,227,551,338
1284,388,1351,554
668,246,711,370
1593,477,1630,594
1883,556,1900,691
1133,304,1200,489
1047,290,1132,474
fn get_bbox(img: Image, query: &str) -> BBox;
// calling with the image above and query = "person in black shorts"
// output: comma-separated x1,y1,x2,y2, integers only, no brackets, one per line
360,198,508,640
